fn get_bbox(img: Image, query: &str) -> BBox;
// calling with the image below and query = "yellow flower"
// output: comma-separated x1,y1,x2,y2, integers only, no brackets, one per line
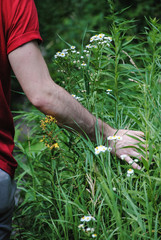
50,143,59,150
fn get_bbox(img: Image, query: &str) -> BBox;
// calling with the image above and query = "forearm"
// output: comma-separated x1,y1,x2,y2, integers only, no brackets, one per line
36,80,114,142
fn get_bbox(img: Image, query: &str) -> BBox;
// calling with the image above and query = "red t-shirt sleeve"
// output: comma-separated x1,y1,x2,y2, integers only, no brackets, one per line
3,0,42,54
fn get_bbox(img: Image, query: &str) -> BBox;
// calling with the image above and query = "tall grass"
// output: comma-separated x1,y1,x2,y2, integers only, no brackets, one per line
12,16,161,239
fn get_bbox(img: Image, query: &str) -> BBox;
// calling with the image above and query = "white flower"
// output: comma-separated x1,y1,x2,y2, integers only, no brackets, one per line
77,51,80,54
86,54,90,57
134,159,139,162
81,62,87,67
90,33,105,42
117,136,122,140
60,52,66,57
107,135,122,141
54,50,68,58
95,145,108,155
80,56,84,59
104,36,112,42
54,51,61,58
62,49,68,52
106,89,112,94
92,234,97,238
98,33,105,40
71,94,81,100
92,45,97,49
90,35,98,42
80,216,96,222
71,50,76,53
71,46,76,49
98,41,104,45
95,149,100,155
85,227,95,233
128,160,133,164
120,154,127,160
86,44,92,49
78,224,84,229
127,169,134,177
108,146,112,152
113,187,117,191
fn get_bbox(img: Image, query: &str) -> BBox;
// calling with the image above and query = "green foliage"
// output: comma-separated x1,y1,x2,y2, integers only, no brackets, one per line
12,17,161,240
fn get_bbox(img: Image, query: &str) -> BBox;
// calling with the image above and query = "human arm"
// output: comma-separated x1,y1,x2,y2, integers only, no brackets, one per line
8,41,111,141
8,41,144,169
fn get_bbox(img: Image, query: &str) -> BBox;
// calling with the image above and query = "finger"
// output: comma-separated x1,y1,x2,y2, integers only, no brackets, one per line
136,131,145,137
130,149,149,159
122,155,141,170
126,130,144,137
129,151,142,160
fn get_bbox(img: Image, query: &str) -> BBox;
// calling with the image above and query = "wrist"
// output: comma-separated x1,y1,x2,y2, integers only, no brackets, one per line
97,120,115,142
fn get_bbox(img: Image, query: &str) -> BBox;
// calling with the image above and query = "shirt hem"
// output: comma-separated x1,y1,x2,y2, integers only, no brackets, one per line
0,159,16,178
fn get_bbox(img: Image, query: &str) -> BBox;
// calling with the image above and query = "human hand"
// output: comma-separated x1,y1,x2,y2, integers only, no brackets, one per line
107,129,146,170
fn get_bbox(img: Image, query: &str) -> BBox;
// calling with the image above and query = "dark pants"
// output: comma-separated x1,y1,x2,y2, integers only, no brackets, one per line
0,169,16,240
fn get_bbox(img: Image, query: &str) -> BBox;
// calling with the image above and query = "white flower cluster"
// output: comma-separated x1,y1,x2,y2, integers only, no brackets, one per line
90,33,112,46
95,145,112,155
81,215,96,222
54,49,68,58
54,33,112,65
85,44,97,49
107,135,122,141
54,46,77,59
78,216,97,238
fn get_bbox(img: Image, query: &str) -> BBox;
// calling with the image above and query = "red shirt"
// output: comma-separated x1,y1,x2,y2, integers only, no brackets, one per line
0,0,42,178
